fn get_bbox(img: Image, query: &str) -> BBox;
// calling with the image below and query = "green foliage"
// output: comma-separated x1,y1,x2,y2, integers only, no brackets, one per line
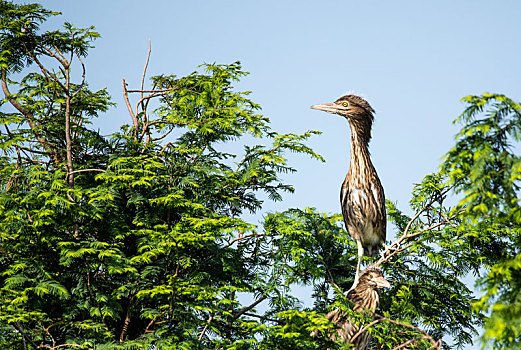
1,2,519,350
441,93,521,349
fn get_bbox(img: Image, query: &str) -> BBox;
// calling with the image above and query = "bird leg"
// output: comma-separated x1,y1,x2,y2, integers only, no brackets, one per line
347,240,364,293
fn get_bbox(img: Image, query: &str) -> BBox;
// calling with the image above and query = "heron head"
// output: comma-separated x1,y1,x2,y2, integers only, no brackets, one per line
310,94,375,123
359,267,391,290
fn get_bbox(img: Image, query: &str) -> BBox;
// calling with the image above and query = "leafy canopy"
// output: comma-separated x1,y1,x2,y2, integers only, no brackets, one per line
1,2,520,350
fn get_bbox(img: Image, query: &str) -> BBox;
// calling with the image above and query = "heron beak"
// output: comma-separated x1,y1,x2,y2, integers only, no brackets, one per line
310,103,341,114
374,276,391,289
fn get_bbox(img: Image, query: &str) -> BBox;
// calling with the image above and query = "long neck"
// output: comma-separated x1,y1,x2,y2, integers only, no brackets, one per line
347,125,375,186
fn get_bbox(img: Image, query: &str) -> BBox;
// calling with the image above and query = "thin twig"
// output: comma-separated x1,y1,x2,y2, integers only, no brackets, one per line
140,39,151,113
127,88,177,93
71,51,86,98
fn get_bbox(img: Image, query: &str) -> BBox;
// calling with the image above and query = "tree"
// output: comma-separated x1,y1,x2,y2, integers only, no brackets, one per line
441,93,521,349
1,2,519,350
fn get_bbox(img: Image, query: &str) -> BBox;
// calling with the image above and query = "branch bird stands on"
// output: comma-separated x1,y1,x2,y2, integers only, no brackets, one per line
311,95,386,290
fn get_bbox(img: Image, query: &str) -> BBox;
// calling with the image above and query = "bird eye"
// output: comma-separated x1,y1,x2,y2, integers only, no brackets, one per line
342,102,349,107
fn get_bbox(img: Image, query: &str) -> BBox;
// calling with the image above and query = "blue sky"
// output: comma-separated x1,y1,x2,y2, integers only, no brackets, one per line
38,1,521,346
41,0,521,217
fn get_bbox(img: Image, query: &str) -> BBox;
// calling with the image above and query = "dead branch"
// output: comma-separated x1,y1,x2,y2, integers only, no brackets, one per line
122,78,139,140
140,39,151,112
40,321,56,349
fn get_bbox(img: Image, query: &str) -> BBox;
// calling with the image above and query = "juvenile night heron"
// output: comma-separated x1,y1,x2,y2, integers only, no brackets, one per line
311,95,386,289
313,267,391,349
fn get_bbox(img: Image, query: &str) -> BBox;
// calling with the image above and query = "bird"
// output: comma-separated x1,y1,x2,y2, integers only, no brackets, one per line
311,95,386,290
312,267,391,349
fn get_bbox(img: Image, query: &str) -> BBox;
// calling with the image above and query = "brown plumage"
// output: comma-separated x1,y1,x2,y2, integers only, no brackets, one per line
311,95,386,288
315,267,391,349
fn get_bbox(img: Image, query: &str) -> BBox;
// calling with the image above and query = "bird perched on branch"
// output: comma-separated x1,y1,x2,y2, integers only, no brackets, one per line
313,267,391,349
311,95,386,289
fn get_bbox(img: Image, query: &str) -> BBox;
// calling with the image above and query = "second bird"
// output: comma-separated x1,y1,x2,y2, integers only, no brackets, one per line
311,95,386,289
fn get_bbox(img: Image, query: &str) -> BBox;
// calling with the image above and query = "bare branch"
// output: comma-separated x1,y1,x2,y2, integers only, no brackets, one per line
67,168,106,175
242,312,280,323
139,120,190,145
71,51,86,98
64,64,74,188
38,44,68,68
22,43,66,90
127,88,177,93
144,310,168,334
122,78,139,140
119,295,135,343
150,128,175,142
375,186,456,268
140,39,151,111
159,142,172,155
233,295,267,320
223,233,268,249
198,313,214,342
39,343,93,349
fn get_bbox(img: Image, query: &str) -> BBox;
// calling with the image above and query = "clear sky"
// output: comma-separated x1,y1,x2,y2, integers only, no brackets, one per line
39,0,521,216
35,1,521,346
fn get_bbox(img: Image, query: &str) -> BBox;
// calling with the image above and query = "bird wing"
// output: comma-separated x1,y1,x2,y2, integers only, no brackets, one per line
369,174,386,243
